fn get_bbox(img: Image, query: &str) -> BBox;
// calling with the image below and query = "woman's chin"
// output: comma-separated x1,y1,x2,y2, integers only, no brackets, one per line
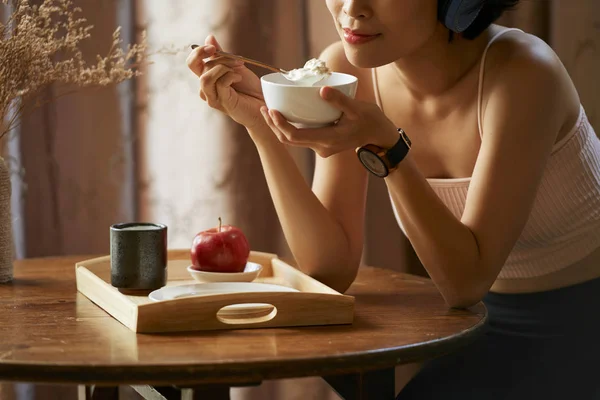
342,44,400,69
345,54,390,69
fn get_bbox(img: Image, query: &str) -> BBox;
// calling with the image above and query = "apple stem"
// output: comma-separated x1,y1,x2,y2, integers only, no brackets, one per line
218,217,222,233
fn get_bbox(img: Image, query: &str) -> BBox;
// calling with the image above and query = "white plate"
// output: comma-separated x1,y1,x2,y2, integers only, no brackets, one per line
187,262,263,283
148,282,298,302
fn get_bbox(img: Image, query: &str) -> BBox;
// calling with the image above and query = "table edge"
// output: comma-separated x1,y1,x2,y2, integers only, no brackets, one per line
0,308,487,385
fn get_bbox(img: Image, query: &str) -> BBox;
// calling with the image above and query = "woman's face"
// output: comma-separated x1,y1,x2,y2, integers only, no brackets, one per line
325,0,441,68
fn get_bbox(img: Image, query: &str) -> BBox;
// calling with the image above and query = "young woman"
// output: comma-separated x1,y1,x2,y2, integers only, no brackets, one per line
187,0,600,397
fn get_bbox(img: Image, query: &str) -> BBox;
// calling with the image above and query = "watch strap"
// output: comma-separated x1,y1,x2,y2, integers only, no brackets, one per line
386,128,412,168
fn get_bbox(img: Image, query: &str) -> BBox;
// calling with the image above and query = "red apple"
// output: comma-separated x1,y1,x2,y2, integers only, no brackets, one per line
190,218,250,272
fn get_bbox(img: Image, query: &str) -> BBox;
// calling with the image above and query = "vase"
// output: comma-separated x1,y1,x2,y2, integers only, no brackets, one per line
0,156,13,283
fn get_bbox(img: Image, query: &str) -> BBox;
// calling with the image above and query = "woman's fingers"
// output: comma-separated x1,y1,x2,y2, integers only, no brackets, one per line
215,73,243,111
260,108,342,157
320,86,359,120
264,108,321,144
205,34,224,52
203,57,244,70
200,63,242,101
260,107,288,142
186,44,216,77
200,64,237,109
217,70,243,89
269,110,343,145
268,110,304,143
189,34,244,105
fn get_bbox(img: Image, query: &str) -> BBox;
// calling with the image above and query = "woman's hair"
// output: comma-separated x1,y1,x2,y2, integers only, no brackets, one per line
450,0,520,40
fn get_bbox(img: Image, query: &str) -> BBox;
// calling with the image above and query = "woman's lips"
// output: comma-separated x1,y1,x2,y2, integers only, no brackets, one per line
343,29,380,45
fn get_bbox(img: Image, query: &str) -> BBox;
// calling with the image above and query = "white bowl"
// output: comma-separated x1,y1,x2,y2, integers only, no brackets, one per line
261,72,358,128
186,262,263,283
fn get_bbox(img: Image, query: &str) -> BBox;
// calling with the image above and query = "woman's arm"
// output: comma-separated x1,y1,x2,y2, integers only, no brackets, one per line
386,35,578,308
250,43,369,293
188,37,366,292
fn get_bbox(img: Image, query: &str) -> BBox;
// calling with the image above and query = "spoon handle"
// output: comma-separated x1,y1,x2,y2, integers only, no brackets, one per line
190,44,285,73
215,51,285,73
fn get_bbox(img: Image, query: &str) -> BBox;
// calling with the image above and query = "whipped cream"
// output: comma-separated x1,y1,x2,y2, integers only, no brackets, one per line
283,58,332,86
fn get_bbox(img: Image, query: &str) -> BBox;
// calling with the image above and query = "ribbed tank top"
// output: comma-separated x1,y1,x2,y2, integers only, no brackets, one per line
373,28,600,279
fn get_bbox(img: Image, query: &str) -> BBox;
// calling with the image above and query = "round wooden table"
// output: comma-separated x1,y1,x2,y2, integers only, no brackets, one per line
0,256,487,400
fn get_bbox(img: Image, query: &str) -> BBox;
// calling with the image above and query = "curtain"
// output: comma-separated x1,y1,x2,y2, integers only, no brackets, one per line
136,0,299,257
11,0,135,259
1,0,598,398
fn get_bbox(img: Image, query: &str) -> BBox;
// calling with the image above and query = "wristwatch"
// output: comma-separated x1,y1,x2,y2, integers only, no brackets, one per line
356,128,411,178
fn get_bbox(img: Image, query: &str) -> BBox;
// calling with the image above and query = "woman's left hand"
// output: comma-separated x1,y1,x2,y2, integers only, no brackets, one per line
260,86,399,158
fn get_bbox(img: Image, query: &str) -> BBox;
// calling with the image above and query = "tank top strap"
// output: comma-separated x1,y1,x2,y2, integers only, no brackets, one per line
477,27,524,137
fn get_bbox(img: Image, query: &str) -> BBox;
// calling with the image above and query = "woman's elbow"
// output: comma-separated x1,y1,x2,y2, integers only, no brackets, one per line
303,262,360,294
437,260,495,309
440,282,488,309
313,269,359,293
444,294,482,309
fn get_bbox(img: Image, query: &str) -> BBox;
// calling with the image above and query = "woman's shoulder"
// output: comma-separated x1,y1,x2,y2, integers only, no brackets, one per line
485,24,569,79
318,41,377,103
484,25,572,96
482,24,580,129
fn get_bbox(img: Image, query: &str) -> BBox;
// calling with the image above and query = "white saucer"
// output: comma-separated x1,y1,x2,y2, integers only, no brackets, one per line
148,282,298,302
186,261,262,283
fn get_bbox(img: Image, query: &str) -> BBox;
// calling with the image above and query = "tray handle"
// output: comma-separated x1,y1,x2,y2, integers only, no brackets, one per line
137,291,354,332
215,301,279,325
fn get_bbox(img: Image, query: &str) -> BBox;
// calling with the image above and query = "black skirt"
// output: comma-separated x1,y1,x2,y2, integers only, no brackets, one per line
397,276,600,400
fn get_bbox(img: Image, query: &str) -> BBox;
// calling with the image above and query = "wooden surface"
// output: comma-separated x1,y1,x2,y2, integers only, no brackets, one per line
75,250,354,333
0,255,486,386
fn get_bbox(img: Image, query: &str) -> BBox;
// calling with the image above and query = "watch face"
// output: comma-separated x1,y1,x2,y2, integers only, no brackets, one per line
358,149,388,177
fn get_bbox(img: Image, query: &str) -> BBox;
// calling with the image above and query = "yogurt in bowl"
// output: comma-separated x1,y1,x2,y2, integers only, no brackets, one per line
282,58,332,86
261,58,358,128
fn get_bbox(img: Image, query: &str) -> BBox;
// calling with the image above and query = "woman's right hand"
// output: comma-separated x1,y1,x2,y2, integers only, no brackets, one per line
186,35,266,130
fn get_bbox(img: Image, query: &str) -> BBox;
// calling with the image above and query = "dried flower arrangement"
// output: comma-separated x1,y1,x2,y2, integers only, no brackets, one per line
0,0,147,283
0,0,147,140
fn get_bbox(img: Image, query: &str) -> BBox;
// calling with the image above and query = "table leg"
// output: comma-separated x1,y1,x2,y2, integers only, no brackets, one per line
131,385,230,400
79,385,119,400
324,367,395,400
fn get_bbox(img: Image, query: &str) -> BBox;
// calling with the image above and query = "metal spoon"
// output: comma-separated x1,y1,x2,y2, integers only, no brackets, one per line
191,44,287,74
190,44,327,85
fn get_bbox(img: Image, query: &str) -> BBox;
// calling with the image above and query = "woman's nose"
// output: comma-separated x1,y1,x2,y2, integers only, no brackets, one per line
342,0,372,19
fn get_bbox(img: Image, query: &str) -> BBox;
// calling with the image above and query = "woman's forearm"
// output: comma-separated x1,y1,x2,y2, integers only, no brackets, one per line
248,125,358,292
385,155,485,307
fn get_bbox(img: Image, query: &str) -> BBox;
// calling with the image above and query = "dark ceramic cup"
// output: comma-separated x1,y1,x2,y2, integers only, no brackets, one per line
110,222,168,293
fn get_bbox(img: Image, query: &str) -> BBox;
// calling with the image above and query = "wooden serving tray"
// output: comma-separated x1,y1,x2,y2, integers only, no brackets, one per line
75,249,355,333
